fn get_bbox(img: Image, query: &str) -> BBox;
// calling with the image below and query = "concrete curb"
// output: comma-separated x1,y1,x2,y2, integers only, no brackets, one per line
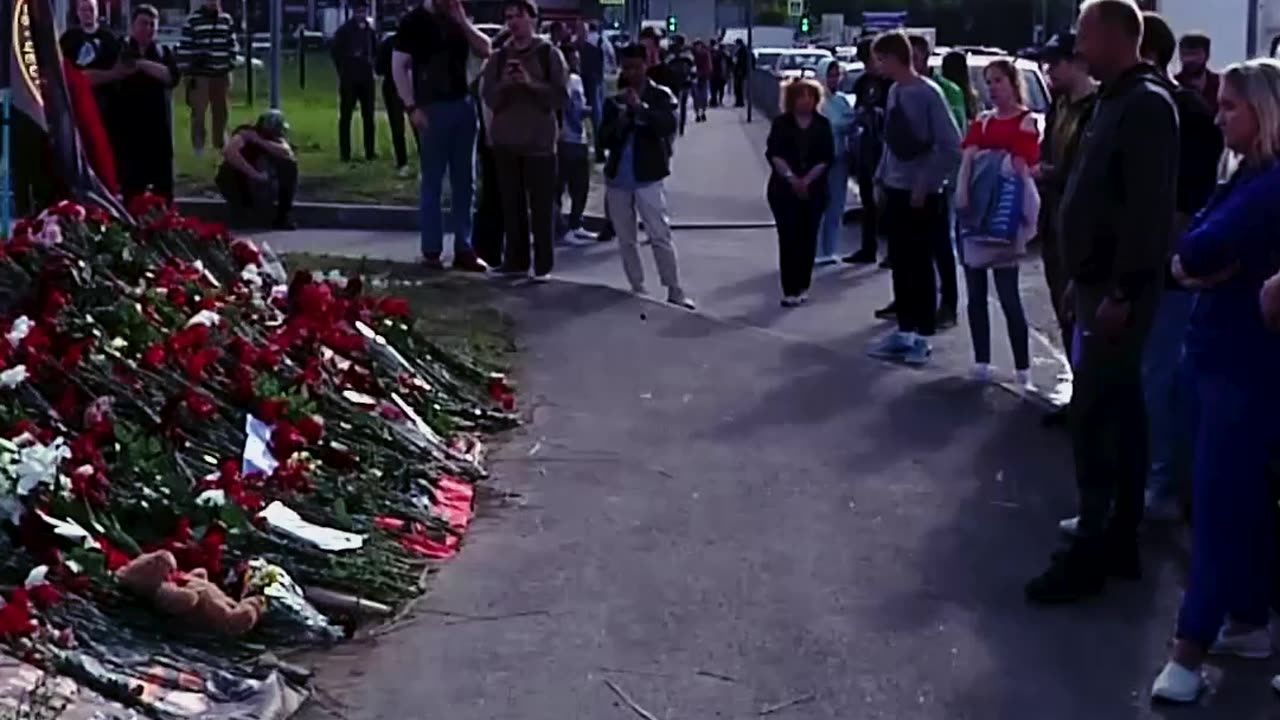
176,196,867,233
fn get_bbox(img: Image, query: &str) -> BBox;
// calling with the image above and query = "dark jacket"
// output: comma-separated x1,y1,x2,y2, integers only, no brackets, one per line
1058,62,1179,299
576,37,604,89
600,80,678,184
1039,87,1097,200
331,17,378,84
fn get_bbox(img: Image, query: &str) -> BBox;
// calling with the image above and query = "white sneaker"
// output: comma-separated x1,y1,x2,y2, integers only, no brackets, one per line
797,292,809,304
1210,626,1273,659
397,165,413,178
573,228,598,241
1015,369,1035,391
1058,515,1080,537
970,363,993,382
1151,661,1206,704
815,255,839,266
781,296,800,308
667,293,696,310
529,273,553,284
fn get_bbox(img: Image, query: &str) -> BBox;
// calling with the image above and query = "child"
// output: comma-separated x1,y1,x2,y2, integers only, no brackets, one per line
557,43,595,244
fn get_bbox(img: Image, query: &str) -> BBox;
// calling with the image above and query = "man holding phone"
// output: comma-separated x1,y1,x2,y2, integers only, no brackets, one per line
480,0,568,282
598,43,694,309
391,0,493,271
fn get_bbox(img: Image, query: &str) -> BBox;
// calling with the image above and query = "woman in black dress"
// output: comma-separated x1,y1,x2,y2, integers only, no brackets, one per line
765,79,835,307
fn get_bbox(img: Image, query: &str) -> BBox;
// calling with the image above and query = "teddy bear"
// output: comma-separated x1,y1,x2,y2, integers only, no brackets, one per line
114,550,266,637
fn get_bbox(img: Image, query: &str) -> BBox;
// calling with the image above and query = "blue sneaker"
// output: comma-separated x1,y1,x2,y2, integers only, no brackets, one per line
902,338,932,366
868,332,914,360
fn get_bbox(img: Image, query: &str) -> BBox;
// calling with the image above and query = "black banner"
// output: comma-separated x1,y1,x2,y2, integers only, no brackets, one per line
6,0,128,219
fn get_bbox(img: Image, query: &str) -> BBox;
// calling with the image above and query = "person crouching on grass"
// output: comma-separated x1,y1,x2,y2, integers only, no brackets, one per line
599,43,695,309
216,110,298,230
765,78,834,307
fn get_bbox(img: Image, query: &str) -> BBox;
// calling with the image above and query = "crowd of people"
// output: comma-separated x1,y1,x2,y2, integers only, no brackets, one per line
759,0,1280,704
761,0,1280,704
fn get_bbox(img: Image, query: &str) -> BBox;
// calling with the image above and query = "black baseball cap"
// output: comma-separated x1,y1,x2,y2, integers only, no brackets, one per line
1036,32,1077,61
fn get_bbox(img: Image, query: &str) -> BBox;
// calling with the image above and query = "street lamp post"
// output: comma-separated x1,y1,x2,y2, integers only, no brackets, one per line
745,0,753,123
269,0,282,109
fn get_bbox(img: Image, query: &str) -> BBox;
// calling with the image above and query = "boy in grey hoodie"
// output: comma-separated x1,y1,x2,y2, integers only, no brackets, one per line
867,31,962,366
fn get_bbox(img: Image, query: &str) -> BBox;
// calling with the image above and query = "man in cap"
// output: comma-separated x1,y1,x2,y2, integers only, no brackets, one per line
1034,30,1097,426
216,110,299,230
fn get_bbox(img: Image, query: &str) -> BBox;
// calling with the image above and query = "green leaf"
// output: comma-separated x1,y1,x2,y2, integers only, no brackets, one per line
333,498,352,529
220,502,251,531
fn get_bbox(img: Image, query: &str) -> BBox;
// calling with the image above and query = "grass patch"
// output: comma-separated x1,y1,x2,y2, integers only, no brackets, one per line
286,252,516,369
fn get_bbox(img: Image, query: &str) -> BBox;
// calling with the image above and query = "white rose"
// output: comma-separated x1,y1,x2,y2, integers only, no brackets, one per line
5,316,33,346
0,365,29,388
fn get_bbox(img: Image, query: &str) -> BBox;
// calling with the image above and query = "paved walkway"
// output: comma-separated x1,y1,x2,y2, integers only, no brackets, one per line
271,118,1276,718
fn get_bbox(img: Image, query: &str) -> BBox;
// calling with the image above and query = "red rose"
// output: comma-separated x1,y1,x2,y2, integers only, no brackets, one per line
296,415,325,443
185,347,222,381
230,239,262,267
28,582,61,609
141,343,166,369
167,287,188,308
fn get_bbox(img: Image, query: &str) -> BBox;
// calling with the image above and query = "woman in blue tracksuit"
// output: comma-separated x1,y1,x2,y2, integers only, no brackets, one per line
815,58,855,266
1151,58,1280,704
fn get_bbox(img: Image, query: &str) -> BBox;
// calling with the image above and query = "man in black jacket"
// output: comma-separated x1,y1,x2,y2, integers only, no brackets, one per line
332,1,379,162
1026,0,1180,605
600,43,694,309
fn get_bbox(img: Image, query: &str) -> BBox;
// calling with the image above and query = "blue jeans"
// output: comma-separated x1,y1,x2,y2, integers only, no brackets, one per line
817,159,849,259
964,266,1029,370
418,97,476,257
1142,289,1195,504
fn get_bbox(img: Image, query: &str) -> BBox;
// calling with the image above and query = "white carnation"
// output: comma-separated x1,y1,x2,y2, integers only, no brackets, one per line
0,365,29,388
5,316,33,346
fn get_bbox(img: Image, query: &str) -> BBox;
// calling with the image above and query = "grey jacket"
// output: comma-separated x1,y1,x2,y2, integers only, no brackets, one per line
1058,63,1179,299
874,77,962,194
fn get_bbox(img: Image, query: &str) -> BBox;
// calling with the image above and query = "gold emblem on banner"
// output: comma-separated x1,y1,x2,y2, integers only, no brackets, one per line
13,0,43,109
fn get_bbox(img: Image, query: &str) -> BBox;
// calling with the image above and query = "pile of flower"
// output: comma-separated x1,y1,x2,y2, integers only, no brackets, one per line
0,196,517,713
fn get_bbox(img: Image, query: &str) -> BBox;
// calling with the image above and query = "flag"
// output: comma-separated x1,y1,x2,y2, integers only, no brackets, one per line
6,0,127,219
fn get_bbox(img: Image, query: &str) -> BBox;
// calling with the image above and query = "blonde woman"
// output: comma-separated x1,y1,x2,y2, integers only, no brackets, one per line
1151,58,1280,704
765,78,835,307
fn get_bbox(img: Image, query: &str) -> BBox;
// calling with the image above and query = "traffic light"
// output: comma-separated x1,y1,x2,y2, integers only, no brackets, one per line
799,13,811,35
666,14,677,34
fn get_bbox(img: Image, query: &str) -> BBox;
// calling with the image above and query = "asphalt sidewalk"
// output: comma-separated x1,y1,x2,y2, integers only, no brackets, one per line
297,281,1272,720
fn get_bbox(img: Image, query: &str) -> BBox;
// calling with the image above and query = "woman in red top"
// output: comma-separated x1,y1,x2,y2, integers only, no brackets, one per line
958,59,1042,389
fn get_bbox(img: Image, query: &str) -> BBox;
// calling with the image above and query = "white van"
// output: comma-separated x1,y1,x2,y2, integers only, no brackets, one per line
720,26,798,50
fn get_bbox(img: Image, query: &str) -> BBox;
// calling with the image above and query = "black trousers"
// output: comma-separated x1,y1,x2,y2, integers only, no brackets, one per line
710,76,726,106
382,79,418,169
495,150,557,275
338,79,376,161
556,141,590,231
856,170,880,255
884,188,944,336
934,192,959,312
118,145,175,203
216,153,298,223
733,73,746,107
1071,281,1160,541
768,186,826,297
677,86,690,135
473,131,511,268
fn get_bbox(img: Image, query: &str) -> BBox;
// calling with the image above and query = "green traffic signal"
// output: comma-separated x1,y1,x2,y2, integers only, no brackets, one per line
799,14,811,34
666,15,677,33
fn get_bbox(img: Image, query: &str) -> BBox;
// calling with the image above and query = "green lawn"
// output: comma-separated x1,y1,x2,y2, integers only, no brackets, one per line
176,53,421,205
175,52,607,206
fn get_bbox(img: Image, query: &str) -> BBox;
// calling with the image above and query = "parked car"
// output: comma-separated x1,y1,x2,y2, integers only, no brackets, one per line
754,47,832,79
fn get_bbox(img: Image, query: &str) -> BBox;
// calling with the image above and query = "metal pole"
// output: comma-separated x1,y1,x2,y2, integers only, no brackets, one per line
269,0,282,109
745,0,752,123
244,0,253,106
1247,0,1260,58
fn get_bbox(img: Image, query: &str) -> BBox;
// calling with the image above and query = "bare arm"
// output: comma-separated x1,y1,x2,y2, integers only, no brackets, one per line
134,60,172,85
222,135,262,178
458,19,492,59
392,49,415,107
254,136,295,161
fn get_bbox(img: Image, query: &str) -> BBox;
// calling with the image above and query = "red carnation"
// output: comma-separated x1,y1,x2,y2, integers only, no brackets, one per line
186,391,216,419
28,582,61,609
141,343,166,369
167,287,188,308
0,589,36,637
185,347,222,381
270,422,306,460
230,239,262,268
296,415,325,443
257,397,286,422
377,296,411,318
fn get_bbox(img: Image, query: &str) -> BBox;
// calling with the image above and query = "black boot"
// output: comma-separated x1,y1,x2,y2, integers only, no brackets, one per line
1025,538,1106,605
1104,527,1142,581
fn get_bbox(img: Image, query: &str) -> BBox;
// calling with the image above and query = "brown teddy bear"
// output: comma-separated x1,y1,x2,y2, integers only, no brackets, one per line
114,550,266,637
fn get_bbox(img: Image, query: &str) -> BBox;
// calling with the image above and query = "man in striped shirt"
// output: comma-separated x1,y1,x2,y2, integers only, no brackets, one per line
177,0,238,154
